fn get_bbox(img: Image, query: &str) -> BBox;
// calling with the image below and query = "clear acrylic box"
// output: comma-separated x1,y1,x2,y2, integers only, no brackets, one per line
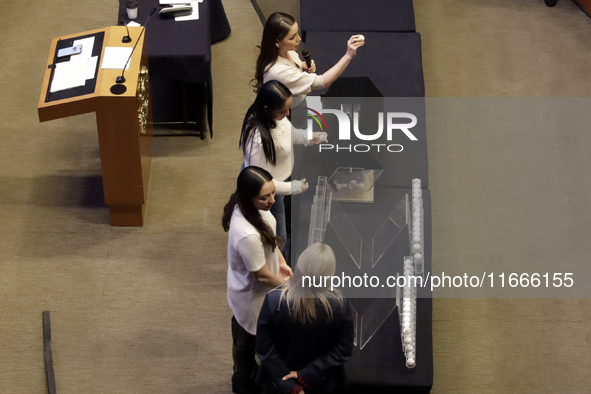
308,176,363,267
327,167,383,203
308,176,330,246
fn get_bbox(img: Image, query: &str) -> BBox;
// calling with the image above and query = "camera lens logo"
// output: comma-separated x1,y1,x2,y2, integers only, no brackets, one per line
305,107,328,132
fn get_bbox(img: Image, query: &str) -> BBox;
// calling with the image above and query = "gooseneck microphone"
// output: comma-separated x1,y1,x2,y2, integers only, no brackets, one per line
120,20,132,43
302,50,312,69
110,7,157,95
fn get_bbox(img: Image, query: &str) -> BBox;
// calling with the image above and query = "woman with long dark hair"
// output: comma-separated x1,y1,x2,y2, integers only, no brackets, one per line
256,243,354,394
240,80,324,249
253,12,364,97
223,166,293,394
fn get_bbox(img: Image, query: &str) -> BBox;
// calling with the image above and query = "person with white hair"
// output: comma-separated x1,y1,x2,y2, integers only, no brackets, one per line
256,243,354,394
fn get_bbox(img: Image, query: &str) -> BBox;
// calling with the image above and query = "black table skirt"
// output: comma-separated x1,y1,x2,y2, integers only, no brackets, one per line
306,31,425,98
118,0,225,136
301,0,416,36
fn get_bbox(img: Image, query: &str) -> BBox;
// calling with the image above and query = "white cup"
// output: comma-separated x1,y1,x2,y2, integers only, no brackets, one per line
126,1,138,19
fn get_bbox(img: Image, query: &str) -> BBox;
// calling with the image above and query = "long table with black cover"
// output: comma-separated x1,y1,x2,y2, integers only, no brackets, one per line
290,174,433,393
289,26,433,391
289,97,432,393
300,0,416,37
118,0,228,138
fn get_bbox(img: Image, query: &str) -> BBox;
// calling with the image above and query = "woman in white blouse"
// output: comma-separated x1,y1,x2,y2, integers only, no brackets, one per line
253,12,364,98
222,165,293,394
240,80,323,251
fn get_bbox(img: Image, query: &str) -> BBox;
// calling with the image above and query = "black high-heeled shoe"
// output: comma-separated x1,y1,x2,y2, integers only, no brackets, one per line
232,364,262,394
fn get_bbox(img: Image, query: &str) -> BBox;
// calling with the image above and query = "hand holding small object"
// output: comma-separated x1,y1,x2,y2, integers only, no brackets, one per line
311,132,327,144
300,178,309,193
346,35,365,58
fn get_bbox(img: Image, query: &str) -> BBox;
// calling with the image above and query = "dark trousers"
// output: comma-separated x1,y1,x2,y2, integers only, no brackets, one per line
231,316,257,378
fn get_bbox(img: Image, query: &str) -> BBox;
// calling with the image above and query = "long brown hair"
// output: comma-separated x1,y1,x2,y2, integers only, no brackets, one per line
240,80,292,166
252,12,296,92
222,166,281,251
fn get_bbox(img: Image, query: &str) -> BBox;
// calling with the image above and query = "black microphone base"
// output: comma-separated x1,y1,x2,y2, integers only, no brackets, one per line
110,84,127,95
122,36,132,43
116,76,126,84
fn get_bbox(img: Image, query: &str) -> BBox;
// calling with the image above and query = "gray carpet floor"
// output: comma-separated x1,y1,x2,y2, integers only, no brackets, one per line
1,0,590,393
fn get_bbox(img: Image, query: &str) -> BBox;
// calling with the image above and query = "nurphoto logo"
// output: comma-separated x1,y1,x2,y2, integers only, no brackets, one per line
304,106,419,153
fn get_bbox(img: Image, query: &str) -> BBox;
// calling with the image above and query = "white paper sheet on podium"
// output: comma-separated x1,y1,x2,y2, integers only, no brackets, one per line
101,47,133,70
50,58,88,93
73,37,95,59
70,37,98,80
85,56,99,80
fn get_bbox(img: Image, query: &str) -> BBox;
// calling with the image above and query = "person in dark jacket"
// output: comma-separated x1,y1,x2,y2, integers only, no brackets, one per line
256,243,354,394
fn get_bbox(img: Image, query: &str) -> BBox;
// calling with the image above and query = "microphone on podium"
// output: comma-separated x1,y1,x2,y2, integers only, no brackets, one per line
119,20,132,43
110,7,157,95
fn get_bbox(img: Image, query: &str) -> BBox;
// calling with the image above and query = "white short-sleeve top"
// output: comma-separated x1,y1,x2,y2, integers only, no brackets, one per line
242,117,309,195
227,205,280,335
263,51,324,97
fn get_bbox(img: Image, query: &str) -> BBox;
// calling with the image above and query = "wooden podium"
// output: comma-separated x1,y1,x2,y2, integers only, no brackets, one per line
38,27,153,226
573,0,591,17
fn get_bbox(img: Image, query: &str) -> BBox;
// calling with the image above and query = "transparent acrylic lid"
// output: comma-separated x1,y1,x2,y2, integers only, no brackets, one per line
359,286,397,350
372,194,410,267
328,197,362,268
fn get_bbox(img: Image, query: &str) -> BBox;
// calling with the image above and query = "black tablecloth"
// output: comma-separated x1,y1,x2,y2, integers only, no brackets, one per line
306,31,425,98
118,0,225,136
118,0,212,84
290,185,433,393
209,0,232,43
300,0,416,36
